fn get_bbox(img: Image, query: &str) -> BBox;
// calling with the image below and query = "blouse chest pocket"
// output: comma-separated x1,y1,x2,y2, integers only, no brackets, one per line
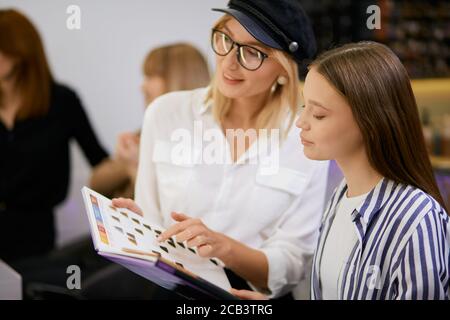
255,165,309,196
251,166,310,226
152,140,197,193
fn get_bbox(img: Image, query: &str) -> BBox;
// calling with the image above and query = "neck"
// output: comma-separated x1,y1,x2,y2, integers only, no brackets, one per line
336,147,383,197
227,91,270,129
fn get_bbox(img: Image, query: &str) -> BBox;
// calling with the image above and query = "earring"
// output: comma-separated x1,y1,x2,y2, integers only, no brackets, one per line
277,76,288,86
270,82,277,93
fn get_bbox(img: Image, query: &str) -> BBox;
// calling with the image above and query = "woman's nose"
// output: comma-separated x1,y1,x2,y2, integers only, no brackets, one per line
296,113,310,130
221,47,239,71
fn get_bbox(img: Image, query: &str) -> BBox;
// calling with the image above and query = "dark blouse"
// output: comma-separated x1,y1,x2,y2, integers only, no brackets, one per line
0,82,108,262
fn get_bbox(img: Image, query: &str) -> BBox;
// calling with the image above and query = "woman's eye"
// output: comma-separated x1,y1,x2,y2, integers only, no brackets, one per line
313,115,325,120
246,47,260,58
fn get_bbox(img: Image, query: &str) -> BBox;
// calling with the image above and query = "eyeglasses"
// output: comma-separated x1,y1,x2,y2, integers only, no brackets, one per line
211,29,269,71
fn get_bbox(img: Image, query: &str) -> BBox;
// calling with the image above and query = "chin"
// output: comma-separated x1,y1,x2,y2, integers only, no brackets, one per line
217,84,243,99
303,148,329,161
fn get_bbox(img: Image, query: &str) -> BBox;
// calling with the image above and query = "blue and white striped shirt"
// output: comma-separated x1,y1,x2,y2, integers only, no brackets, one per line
312,178,450,300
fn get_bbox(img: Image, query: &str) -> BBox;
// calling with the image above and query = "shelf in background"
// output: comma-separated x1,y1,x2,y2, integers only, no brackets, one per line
412,78,450,109
431,155,450,172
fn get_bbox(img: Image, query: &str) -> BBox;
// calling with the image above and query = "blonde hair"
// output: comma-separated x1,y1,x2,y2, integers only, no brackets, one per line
143,43,210,93
205,15,301,138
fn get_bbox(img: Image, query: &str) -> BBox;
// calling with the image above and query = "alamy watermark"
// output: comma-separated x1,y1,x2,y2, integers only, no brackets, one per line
65,4,381,31
66,5,81,30
66,265,81,290
365,265,383,290
169,121,281,175
366,5,381,30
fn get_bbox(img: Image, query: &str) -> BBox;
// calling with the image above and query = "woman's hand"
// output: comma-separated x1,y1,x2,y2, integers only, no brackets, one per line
158,212,233,262
230,288,269,300
115,132,140,178
111,197,143,217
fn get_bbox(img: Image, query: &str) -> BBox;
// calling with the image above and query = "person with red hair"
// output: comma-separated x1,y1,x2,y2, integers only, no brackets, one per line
0,9,108,264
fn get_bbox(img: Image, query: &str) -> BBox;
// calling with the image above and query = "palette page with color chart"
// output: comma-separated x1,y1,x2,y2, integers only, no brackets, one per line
81,186,231,292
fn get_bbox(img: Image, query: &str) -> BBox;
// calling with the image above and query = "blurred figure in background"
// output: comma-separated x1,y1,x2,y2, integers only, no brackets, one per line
0,9,108,265
12,43,210,299
89,43,210,199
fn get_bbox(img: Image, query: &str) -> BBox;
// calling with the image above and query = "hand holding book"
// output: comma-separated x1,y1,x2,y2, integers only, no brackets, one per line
111,197,144,217
158,212,231,266
110,198,231,267
81,187,234,299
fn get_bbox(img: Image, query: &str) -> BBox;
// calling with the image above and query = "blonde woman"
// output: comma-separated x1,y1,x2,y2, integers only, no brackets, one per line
113,0,329,298
90,43,210,199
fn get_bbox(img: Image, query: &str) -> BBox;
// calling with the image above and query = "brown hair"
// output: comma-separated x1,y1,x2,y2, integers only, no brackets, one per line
0,9,53,119
310,41,447,212
206,15,301,138
143,43,210,93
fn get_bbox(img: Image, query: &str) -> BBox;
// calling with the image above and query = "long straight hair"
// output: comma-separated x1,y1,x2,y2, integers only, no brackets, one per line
311,41,447,212
0,9,53,119
206,15,301,138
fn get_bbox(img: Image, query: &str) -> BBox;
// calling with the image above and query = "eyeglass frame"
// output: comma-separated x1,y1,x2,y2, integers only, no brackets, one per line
211,28,270,71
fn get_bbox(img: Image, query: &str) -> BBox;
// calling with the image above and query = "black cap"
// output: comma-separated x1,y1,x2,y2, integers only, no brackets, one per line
212,0,317,67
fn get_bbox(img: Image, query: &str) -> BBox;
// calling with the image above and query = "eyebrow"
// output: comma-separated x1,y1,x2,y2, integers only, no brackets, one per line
301,89,330,111
222,25,266,48
309,99,330,111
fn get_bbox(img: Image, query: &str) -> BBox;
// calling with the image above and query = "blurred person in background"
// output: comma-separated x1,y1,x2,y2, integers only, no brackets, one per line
12,42,210,299
0,9,108,266
89,43,210,199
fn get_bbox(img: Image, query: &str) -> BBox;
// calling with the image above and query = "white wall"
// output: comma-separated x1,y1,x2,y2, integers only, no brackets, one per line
0,0,227,246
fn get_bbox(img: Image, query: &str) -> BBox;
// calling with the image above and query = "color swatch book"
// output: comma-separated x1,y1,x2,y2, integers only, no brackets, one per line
81,186,236,299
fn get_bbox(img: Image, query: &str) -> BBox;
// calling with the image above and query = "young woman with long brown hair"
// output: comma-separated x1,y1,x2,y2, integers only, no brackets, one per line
233,41,449,300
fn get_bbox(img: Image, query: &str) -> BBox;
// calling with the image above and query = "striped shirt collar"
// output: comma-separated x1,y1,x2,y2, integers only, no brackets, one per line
334,178,397,237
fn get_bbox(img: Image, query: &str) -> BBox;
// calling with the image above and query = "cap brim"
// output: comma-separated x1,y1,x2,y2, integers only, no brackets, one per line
212,8,282,50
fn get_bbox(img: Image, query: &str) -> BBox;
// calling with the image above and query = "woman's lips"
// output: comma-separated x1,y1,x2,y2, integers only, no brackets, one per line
300,136,314,146
223,73,244,85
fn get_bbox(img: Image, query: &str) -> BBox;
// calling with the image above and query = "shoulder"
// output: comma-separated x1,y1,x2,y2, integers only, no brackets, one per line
404,186,449,235
46,82,87,119
50,82,80,103
381,183,449,250
388,184,446,223
143,87,209,125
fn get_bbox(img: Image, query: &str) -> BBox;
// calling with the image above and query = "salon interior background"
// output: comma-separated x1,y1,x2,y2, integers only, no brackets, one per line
0,0,229,246
1,0,449,247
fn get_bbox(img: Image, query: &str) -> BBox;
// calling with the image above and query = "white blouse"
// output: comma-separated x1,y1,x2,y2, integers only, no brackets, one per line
135,87,329,297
